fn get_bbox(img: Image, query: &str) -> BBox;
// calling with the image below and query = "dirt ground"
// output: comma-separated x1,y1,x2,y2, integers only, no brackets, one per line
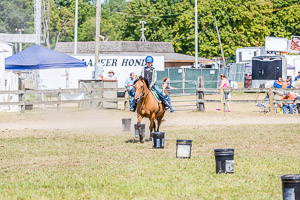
0,93,299,135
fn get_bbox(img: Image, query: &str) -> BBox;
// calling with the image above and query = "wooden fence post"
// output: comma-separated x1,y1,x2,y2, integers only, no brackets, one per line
197,76,205,111
269,87,274,113
90,81,95,110
124,90,129,110
98,81,103,109
20,90,25,114
57,89,62,111
220,87,225,114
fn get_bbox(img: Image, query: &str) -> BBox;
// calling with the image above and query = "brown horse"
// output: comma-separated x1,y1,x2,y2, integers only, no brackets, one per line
134,77,165,143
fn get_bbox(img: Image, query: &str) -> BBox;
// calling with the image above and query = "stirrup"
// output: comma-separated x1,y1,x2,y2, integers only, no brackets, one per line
130,106,136,112
164,103,170,110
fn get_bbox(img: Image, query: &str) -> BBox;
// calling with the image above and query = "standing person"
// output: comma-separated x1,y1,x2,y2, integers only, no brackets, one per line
219,74,231,112
162,77,177,113
104,70,117,80
265,77,283,100
124,72,136,111
294,71,300,81
131,56,169,112
17,73,22,90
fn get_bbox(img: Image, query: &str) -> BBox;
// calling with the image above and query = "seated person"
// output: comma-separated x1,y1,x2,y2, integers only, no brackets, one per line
282,92,296,114
286,77,292,89
265,77,282,100
273,77,282,88
281,78,290,89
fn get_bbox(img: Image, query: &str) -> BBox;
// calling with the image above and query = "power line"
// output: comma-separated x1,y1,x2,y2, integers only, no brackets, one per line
106,3,299,18
110,11,183,18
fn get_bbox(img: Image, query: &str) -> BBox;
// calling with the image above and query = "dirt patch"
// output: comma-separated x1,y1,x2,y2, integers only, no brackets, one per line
0,104,299,135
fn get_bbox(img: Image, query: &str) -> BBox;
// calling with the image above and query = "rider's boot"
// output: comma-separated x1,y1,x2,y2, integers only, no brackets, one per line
164,101,170,110
131,102,137,112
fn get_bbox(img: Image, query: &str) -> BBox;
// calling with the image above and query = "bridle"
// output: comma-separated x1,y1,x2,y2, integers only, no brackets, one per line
135,80,149,102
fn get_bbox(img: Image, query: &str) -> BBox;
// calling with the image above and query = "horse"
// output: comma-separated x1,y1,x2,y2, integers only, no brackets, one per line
133,76,165,143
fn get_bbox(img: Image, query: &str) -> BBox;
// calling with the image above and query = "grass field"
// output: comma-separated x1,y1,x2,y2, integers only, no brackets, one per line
1,123,300,199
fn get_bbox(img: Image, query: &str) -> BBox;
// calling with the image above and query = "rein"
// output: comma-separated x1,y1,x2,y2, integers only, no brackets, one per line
136,80,150,101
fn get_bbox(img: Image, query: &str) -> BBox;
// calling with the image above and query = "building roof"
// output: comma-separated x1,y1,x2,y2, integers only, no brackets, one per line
54,41,214,63
55,41,174,54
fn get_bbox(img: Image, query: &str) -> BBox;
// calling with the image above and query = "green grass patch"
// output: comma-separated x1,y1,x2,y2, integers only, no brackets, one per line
0,124,300,199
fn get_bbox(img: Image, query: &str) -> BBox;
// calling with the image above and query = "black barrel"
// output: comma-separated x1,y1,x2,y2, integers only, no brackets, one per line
152,132,165,148
122,118,131,132
281,174,300,200
176,140,192,158
134,124,145,138
214,149,234,174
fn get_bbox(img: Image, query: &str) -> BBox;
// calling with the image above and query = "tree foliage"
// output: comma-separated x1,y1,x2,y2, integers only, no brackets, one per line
0,0,33,33
0,0,299,58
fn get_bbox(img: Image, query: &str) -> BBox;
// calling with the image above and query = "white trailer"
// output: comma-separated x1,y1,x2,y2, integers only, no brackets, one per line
236,47,267,64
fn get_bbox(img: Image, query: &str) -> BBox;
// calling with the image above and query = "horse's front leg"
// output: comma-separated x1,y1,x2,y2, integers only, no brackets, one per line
137,114,144,143
149,113,156,141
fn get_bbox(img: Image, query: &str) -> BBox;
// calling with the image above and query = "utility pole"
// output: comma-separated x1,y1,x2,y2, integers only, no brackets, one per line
214,16,226,68
195,0,198,68
34,0,41,45
74,0,78,55
95,0,101,64
139,21,147,42
15,28,24,52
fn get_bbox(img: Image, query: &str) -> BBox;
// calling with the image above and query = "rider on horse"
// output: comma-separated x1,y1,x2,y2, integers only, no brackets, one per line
131,56,170,112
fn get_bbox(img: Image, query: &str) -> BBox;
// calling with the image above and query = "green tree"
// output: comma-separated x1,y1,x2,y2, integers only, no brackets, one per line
100,0,127,41
0,0,33,33
270,0,300,38
173,0,272,59
121,0,177,41
78,0,128,41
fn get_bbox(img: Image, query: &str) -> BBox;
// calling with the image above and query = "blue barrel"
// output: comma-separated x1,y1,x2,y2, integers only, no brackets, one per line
214,149,234,174
281,174,300,200
152,132,165,148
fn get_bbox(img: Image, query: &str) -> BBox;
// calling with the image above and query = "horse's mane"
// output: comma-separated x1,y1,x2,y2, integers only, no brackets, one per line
134,76,149,89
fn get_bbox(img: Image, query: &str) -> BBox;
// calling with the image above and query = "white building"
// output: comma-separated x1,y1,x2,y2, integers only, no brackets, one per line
0,43,18,112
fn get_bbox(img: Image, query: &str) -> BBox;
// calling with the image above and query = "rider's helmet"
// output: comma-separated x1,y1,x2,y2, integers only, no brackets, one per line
145,56,154,63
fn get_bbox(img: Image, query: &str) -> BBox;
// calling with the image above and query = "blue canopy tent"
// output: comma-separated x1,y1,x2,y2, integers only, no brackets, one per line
5,44,86,70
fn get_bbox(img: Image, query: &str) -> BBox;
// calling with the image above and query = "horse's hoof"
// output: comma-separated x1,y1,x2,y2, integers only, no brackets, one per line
139,135,144,143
